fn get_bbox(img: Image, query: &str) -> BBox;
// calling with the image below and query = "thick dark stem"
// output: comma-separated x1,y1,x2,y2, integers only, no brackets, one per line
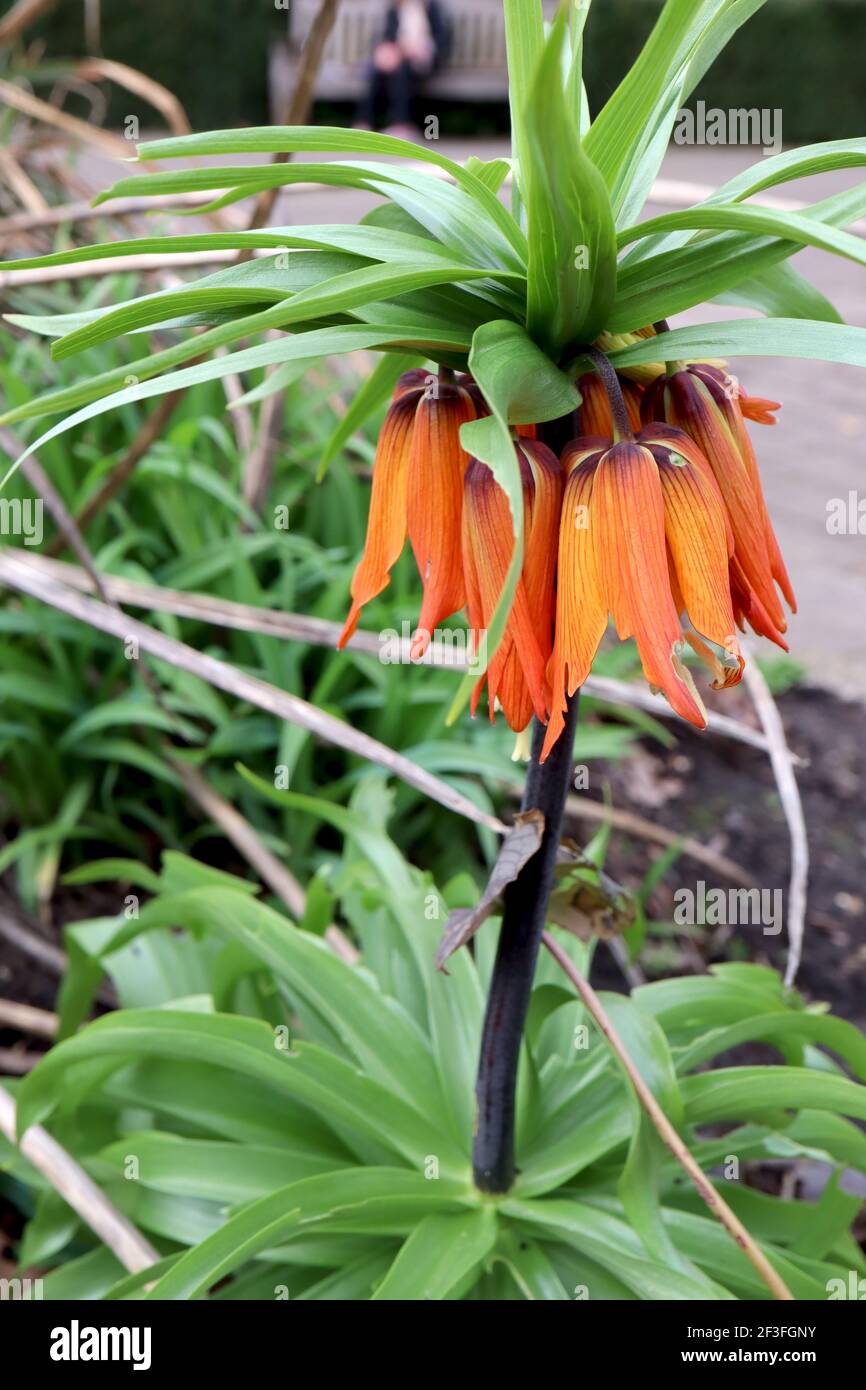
586,347,633,441
472,693,581,1192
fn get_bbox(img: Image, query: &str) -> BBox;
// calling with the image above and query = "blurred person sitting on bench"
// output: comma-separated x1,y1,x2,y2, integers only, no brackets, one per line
356,0,451,137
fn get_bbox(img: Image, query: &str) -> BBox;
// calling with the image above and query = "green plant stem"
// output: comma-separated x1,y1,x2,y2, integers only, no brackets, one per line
472,692,580,1194
586,346,633,442
472,409,583,1194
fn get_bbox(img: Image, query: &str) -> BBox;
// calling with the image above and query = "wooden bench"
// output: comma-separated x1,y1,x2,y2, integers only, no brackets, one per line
269,0,559,115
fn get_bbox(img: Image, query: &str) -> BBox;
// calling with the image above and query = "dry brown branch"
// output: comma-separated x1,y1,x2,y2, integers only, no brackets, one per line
582,673,779,758
0,1084,159,1274
11,442,358,964
0,249,236,287
0,553,506,834
218,351,256,456
243,0,341,237
0,1048,42,1074
39,392,187,557
562,793,758,888
72,58,191,135
0,0,55,46
2,431,112,597
743,649,809,988
0,899,67,975
242,381,284,516
541,930,795,1301
0,76,129,158
0,998,57,1038
1,551,779,760
0,146,49,214
172,760,358,964
0,190,240,239
0,895,117,1011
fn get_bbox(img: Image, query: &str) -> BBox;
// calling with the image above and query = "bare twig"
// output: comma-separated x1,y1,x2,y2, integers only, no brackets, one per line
743,650,809,988
242,382,283,516
0,553,506,835
218,352,256,456
0,896,115,1009
0,249,237,287
0,147,49,215
0,0,55,46
0,551,781,759
39,393,188,557
562,794,759,888
72,58,191,135
0,77,130,159
0,1084,159,1274
0,998,57,1038
582,673,782,758
0,1049,42,1074
172,760,357,964
243,0,341,237
7,446,358,964
0,191,240,239
4,434,113,596
0,901,67,976
541,930,795,1302
9,451,360,973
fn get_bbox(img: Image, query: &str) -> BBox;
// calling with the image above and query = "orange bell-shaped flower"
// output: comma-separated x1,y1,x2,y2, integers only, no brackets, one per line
462,439,562,731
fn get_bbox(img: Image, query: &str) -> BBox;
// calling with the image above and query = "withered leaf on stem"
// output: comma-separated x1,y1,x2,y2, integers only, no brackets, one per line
549,837,637,941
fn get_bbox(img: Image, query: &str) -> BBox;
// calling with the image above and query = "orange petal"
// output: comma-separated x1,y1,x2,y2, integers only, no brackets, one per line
461,440,560,730
697,366,781,426
591,442,706,728
730,560,790,651
542,441,609,761
739,392,780,426
730,416,796,614
641,428,743,689
407,382,476,657
661,370,788,634
337,390,420,648
689,367,795,613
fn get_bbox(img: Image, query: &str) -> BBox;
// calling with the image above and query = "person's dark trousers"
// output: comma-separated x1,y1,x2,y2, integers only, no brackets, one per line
356,59,417,128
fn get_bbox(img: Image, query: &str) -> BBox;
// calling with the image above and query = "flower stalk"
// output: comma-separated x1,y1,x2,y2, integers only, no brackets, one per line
472,404,584,1194
586,346,634,442
472,691,580,1193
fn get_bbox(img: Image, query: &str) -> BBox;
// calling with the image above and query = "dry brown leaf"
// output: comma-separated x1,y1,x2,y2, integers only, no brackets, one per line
549,839,637,942
436,811,545,971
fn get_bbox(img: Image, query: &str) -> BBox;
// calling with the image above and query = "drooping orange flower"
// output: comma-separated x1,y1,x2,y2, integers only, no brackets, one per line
337,384,419,649
543,424,742,760
337,370,475,652
642,364,795,648
340,356,795,765
407,381,476,657
462,439,562,731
